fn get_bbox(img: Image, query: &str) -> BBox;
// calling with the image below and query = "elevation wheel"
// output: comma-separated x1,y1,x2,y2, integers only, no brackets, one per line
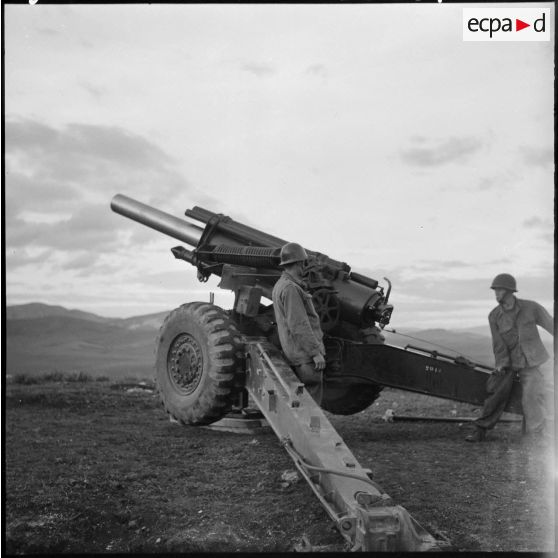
312,288,341,332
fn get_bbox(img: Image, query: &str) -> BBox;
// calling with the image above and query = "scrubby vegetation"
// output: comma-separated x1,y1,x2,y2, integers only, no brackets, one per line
4,382,554,553
9,371,110,384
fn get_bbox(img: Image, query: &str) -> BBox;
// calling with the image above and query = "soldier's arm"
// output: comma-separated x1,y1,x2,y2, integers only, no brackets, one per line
534,302,554,336
282,284,324,358
489,313,510,370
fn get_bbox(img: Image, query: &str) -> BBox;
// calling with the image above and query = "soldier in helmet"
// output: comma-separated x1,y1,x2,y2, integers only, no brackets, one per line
272,242,326,404
466,273,554,442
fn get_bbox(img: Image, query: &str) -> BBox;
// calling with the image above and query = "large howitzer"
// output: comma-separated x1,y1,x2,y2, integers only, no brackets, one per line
110,194,522,551
111,194,393,333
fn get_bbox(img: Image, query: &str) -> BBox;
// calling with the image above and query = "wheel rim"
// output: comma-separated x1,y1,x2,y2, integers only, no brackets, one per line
167,333,204,395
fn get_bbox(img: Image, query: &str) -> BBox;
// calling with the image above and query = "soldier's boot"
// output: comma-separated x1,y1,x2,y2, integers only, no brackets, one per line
465,426,487,443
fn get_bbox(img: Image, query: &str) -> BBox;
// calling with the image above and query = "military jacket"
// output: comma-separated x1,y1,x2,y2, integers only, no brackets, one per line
272,271,325,366
489,297,553,370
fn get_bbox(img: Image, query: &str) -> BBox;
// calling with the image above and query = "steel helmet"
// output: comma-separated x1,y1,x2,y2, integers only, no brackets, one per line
490,273,517,292
279,242,308,266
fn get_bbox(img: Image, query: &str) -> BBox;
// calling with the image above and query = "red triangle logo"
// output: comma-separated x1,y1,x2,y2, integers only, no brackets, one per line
516,19,530,31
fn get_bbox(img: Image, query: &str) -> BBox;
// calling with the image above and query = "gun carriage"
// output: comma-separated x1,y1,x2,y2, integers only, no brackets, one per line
111,194,522,551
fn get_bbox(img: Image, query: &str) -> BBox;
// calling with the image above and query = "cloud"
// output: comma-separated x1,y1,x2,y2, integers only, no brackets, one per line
305,64,327,78
397,274,552,304
4,173,79,219
474,168,524,191
523,216,549,229
242,63,276,77
478,177,498,191
61,251,101,272
521,146,553,168
131,269,197,289
6,118,173,172
358,260,478,285
36,26,60,37
5,248,52,268
521,217,554,245
408,260,470,272
356,259,552,306
484,257,513,266
4,118,214,272
5,204,121,255
79,81,107,100
400,136,483,166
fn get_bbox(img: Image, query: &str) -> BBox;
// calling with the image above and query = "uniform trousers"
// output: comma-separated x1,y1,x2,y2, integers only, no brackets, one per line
294,362,323,406
518,366,546,434
475,366,546,433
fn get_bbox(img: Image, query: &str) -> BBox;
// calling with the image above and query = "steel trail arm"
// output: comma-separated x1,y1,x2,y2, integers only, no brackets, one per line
244,339,449,552
330,341,523,414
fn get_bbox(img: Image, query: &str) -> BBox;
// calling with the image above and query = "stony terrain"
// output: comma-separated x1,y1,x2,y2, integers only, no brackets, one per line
4,377,555,553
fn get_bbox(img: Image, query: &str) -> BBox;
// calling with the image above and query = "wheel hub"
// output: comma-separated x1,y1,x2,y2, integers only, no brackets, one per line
168,334,204,395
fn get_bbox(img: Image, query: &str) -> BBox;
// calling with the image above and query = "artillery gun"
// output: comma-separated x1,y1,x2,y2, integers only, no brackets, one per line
111,194,522,551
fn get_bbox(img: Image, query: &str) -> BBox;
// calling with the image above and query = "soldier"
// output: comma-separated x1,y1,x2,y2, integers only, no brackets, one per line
466,273,554,442
272,242,326,404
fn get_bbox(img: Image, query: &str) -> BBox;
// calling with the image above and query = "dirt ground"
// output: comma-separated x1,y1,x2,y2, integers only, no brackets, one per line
4,379,555,553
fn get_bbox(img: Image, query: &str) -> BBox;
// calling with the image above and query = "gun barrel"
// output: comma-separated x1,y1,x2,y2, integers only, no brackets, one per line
186,206,287,248
110,194,204,247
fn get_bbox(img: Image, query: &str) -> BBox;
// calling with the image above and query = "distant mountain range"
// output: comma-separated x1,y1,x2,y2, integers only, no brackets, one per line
5,303,170,378
5,302,552,379
6,302,168,330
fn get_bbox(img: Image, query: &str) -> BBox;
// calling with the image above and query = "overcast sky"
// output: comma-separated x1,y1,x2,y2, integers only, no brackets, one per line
4,2,554,331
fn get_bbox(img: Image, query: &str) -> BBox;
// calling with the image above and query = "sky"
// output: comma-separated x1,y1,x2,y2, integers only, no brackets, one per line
3,2,555,331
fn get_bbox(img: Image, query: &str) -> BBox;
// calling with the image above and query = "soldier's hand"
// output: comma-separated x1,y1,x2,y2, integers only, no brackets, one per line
492,368,506,377
313,354,326,371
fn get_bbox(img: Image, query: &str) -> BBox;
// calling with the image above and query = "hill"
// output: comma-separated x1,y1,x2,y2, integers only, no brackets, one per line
115,311,169,330
5,302,169,331
6,315,159,378
382,327,495,367
6,302,107,323
5,303,553,379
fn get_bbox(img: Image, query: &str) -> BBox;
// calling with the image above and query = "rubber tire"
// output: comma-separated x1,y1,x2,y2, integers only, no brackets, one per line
155,302,244,425
321,382,383,415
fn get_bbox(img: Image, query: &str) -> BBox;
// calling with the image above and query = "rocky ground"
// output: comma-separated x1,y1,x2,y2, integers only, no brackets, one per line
4,378,555,553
